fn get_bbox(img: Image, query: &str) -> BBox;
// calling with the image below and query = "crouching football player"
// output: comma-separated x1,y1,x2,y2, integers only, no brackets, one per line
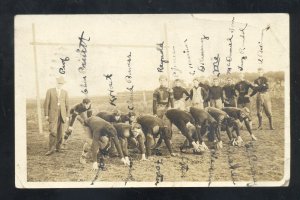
222,107,257,141
62,98,92,148
80,116,130,170
114,122,147,161
189,107,219,149
205,107,244,147
164,109,205,153
135,115,175,158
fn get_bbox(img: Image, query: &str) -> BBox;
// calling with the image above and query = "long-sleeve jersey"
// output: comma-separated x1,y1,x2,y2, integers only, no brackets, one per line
189,107,216,125
204,107,228,121
165,109,196,144
69,103,92,126
165,109,195,125
222,107,249,121
96,112,130,123
250,76,270,96
209,86,224,100
235,80,254,104
136,115,173,155
84,116,124,160
153,86,174,115
223,84,237,99
172,86,190,100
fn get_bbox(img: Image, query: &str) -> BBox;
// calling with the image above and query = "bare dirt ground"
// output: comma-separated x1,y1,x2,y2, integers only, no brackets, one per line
26,93,285,184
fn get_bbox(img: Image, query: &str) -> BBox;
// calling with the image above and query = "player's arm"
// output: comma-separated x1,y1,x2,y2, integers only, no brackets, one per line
160,127,174,155
119,137,129,157
186,89,192,101
169,89,174,108
153,90,158,115
183,87,190,99
244,118,253,135
250,80,258,97
145,132,154,157
106,127,124,159
136,134,146,156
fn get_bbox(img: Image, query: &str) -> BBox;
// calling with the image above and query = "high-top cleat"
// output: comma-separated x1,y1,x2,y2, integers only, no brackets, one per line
251,134,257,141
268,117,275,130
257,116,263,130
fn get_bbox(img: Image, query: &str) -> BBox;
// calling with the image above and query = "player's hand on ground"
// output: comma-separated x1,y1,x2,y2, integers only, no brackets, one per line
216,141,223,149
121,157,130,166
171,153,179,157
201,142,209,150
124,156,130,165
141,154,148,161
92,162,98,171
236,136,243,147
251,134,257,141
80,156,87,164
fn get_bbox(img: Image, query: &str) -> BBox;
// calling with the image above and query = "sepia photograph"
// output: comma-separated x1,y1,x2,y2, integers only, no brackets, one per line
15,14,290,188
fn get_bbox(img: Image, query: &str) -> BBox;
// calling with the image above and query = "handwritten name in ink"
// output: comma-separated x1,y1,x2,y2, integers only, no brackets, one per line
103,74,117,106
239,23,248,54
124,157,135,185
80,76,88,95
179,156,189,178
156,42,169,72
75,31,90,95
77,31,90,74
91,157,105,185
238,56,247,71
155,159,164,186
171,46,182,78
212,54,220,77
238,23,248,71
226,17,235,74
245,142,258,187
227,146,240,185
198,34,209,72
257,25,270,65
58,57,70,74
208,150,217,187
183,39,194,75
125,52,134,111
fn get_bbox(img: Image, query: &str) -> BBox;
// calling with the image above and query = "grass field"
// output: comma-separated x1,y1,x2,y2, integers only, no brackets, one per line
26,91,285,184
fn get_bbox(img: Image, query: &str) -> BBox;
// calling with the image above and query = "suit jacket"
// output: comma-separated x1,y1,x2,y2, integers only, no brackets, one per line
44,88,69,123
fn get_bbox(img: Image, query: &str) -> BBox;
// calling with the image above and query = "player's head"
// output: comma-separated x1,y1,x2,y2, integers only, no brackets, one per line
212,77,219,86
82,98,91,109
258,67,264,77
56,76,65,89
239,73,245,80
159,74,168,87
128,111,136,123
193,78,199,87
131,122,142,138
112,108,121,120
227,77,233,85
174,79,181,87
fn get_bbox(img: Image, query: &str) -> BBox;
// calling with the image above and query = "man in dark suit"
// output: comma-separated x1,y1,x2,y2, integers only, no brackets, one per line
44,76,69,156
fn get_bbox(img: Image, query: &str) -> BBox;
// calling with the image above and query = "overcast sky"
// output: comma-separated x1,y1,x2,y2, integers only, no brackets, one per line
15,14,289,99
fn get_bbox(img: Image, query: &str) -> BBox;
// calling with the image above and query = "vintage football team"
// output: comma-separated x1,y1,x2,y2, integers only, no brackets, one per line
43,67,275,170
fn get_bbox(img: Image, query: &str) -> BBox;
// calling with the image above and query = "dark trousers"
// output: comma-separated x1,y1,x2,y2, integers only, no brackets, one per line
49,108,65,151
